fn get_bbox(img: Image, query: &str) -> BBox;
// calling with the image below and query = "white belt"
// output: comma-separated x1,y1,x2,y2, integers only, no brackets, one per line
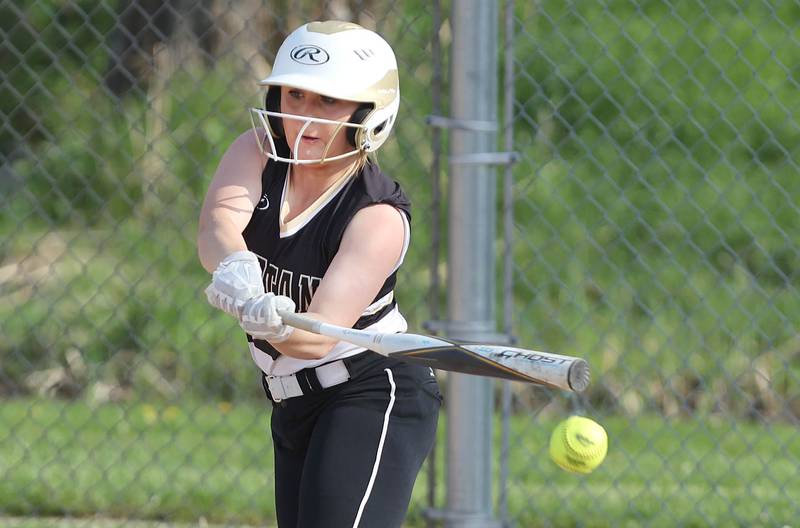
266,360,351,402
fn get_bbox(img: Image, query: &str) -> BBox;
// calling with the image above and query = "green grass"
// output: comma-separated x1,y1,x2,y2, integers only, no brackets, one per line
0,518,251,528
2,0,799,416
499,413,800,527
1,399,798,527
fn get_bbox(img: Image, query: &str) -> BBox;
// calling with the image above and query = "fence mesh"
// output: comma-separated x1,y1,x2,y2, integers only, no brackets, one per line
500,2,799,526
1,1,798,526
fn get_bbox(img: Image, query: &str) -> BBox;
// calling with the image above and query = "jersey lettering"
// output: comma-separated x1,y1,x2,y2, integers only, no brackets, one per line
298,274,321,312
262,257,321,311
275,269,293,298
265,262,280,293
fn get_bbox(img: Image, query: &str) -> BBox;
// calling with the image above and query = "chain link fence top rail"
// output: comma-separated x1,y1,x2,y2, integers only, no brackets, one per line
1,0,799,527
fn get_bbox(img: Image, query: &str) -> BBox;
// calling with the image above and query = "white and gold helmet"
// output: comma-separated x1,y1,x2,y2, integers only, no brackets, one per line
250,21,400,164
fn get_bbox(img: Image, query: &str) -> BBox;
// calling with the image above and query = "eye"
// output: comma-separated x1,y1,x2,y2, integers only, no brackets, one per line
288,89,303,99
321,96,337,105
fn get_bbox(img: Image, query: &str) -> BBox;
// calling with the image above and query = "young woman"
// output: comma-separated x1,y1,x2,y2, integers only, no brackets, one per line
197,21,441,528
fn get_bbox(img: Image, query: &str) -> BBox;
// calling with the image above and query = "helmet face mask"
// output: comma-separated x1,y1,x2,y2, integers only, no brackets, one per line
249,107,367,165
251,20,400,165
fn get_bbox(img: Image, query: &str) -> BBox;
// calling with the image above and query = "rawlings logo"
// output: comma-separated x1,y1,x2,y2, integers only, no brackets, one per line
290,45,330,65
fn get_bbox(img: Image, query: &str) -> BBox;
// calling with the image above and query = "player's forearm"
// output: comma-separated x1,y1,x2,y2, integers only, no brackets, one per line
269,312,344,360
197,216,248,273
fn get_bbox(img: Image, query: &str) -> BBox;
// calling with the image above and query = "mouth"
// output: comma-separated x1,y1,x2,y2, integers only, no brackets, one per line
300,135,320,143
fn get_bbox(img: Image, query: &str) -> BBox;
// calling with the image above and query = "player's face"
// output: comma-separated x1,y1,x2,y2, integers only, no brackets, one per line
280,87,360,163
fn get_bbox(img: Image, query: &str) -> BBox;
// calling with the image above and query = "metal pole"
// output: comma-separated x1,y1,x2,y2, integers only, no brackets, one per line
445,1,500,527
499,0,516,525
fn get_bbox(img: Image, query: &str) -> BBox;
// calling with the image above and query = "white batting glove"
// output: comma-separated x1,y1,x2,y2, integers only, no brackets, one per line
205,250,265,317
239,293,296,342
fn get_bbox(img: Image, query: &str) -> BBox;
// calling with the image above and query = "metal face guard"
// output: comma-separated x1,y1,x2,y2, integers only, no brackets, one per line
249,108,365,165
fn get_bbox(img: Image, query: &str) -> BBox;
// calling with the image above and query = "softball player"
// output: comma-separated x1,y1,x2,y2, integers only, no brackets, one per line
198,21,441,528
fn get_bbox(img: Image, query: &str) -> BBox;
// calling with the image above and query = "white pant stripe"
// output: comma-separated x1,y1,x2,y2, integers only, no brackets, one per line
351,368,396,528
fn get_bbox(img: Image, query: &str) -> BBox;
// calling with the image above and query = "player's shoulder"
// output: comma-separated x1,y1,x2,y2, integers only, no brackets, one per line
346,201,406,248
351,200,404,222
226,128,270,164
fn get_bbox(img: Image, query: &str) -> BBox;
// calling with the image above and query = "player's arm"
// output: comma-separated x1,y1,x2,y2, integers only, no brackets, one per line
197,129,268,272
269,203,407,360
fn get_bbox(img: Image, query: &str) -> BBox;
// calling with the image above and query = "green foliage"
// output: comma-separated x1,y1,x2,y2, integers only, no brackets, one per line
1,1,798,421
0,1,117,155
508,0,800,416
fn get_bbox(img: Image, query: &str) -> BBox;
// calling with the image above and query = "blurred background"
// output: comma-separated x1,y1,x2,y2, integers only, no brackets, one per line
1,0,798,526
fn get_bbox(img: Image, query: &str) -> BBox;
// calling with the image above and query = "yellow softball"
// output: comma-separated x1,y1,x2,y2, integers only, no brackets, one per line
549,416,608,474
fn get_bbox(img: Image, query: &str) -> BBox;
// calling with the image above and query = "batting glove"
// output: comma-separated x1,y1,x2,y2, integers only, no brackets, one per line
205,250,265,317
239,292,296,342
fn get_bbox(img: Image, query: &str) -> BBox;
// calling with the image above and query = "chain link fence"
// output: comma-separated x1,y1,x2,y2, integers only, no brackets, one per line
496,2,799,526
1,1,798,526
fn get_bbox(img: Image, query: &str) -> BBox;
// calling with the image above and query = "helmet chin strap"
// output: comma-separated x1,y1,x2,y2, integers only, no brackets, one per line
250,108,363,165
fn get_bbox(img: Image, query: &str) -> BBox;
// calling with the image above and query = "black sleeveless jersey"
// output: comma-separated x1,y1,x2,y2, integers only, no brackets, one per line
241,152,411,360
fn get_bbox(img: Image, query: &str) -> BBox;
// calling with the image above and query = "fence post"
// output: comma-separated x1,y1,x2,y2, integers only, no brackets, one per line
444,1,500,526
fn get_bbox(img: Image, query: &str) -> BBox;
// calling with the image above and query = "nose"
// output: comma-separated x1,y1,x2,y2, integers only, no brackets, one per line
289,94,320,117
302,102,325,120
297,119,317,138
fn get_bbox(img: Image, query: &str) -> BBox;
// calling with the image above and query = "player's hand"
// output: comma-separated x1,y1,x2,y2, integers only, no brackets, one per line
239,293,296,342
205,250,265,317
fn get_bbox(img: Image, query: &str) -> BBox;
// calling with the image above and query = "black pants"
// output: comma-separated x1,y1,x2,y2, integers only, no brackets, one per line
263,352,442,528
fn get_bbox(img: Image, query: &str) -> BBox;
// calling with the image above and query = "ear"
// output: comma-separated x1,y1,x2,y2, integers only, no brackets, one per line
346,103,375,148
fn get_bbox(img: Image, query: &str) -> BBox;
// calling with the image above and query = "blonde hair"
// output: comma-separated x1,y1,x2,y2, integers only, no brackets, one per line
352,150,371,173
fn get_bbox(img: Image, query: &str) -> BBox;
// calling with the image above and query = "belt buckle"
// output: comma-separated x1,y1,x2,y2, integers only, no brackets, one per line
266,375,283,403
